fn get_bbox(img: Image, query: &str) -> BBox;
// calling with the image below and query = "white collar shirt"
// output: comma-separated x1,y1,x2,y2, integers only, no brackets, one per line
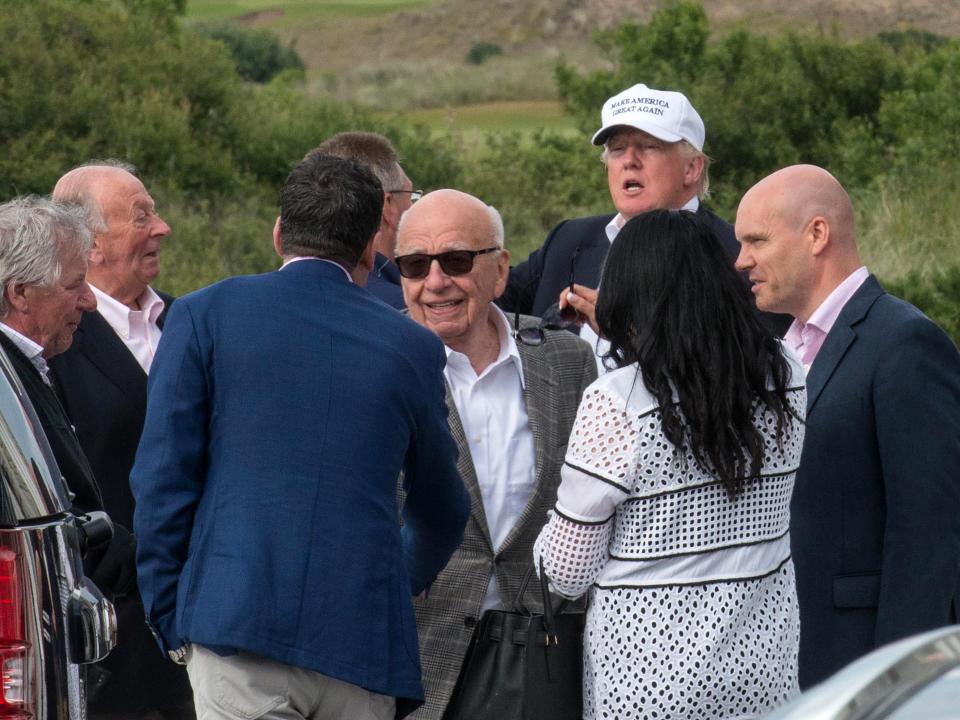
444,305,536,611
280,255,354,282
91,284,165,374
585,196,702,374
0,323,51,385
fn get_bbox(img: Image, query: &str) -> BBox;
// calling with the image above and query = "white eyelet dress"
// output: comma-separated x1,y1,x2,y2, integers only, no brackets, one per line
534,353,806,720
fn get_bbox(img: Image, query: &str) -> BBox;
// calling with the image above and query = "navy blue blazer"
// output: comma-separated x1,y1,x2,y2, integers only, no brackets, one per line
131,260,470,715
498,207,792,336
367,252,405,309
792,275,960,688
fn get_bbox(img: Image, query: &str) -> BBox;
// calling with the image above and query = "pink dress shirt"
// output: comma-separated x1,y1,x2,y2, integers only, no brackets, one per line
784,266,869,371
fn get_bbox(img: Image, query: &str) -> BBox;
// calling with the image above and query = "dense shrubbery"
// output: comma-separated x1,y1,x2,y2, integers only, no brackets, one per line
0,0,460,295
466,42,503,65
0,0,956,339
197,23,305,83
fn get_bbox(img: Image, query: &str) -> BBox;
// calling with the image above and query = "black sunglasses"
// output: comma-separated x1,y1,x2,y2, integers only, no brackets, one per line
395,247,500,279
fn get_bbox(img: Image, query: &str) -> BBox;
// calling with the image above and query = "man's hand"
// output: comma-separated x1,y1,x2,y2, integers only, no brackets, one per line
559,284,600,335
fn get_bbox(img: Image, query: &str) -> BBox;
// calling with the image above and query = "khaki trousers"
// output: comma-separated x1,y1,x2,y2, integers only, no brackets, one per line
186,644,396,720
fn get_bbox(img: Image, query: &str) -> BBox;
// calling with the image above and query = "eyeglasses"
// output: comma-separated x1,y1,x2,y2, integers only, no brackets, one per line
387,189,423,203
395,247,500,279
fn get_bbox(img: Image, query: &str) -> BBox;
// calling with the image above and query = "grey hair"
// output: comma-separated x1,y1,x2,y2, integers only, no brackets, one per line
394,193,505,255
487,204,505,249
308,132,406,191
52,158,140,234
0,196,93,318
601,139,711,200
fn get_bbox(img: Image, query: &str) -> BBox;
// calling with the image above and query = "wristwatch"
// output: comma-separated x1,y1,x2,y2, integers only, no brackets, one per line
167,645,189,665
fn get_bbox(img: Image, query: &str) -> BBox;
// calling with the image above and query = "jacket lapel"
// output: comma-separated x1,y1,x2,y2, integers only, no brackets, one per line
496,326,560,553
806,275,885,413
73,312,148,409
574,230,612,290
444,381,494,550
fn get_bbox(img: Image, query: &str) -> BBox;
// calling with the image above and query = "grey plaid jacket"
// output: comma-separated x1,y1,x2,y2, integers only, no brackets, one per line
410,316,597,719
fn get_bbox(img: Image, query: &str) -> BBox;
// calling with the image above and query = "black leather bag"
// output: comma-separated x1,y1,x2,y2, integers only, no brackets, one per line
443,558,584,720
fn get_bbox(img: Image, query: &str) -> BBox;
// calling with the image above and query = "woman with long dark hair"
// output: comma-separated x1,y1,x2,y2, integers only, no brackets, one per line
534,209,806,719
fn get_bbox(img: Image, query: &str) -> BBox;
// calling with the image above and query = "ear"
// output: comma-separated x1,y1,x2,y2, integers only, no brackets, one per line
683,154,705,188
808,216,830,256
6,282,31,315
87,235,106,266
492,247,511,299
272,217,283,259
381,193,401,232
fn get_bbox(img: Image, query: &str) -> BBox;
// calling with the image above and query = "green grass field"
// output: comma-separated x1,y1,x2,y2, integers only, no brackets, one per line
186,0,428,22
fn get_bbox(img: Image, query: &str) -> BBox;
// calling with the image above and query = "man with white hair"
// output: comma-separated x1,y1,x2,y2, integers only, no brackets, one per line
499,83,790,369
49,161,192,720
395,189,596,718
0,196,99,510
0,197,136,602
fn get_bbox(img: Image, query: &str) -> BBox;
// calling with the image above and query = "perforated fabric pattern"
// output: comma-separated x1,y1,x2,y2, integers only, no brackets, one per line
534,511,612,599
583,564,800,719
534,362,806,719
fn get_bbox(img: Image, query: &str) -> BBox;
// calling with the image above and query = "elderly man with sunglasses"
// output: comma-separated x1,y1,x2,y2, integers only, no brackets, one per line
498,84,791,371
395,189,597,719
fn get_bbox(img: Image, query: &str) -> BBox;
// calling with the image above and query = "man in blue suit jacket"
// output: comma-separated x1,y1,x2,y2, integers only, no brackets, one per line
735,164,960,688
131,154,470,720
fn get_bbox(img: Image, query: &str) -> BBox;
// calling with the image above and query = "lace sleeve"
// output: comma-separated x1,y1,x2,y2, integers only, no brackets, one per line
535,509,613,599
533,384,642,597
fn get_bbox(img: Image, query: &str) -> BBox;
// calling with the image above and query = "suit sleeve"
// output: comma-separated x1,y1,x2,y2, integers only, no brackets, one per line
873,315,960,645
130,300,210,653
400,341,470,595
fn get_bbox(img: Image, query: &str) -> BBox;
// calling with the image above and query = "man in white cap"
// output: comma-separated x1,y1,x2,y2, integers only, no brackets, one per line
499,84,789,365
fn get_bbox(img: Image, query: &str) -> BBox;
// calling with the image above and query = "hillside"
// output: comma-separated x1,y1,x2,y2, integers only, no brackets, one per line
240,0,960,73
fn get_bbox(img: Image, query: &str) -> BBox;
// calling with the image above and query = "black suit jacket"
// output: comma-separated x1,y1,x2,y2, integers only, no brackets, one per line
791,276,960,687
48,294,194,715
0,331,102,513
498,207,792,336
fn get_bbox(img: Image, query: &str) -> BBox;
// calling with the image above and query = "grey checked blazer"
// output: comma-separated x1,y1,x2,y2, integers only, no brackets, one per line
411,315,597,719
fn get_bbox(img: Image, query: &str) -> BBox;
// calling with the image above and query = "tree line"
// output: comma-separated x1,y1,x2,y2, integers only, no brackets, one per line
0,0,956,339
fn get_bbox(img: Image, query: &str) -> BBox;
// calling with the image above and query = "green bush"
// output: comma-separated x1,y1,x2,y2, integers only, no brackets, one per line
883,267,960,345
0,0,462,293
466,42,503,65
197,22,305,84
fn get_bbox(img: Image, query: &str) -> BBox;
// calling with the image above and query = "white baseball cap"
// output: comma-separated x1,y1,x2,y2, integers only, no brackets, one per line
591,83,705,151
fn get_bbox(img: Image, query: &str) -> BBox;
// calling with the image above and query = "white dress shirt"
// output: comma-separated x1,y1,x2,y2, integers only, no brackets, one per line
91,285,165,373
580,196,701,374
0,323,51,384
444,305,536,611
